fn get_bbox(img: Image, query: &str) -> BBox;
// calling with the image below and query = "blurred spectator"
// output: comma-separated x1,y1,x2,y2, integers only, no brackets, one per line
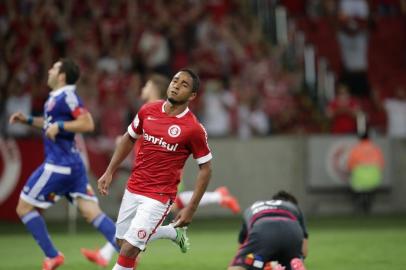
307,0,339,19
337,0,370,97
326,84,361,134
347,131,384,213
5,80,32,137
237,100,270,140
0,60,8,91
237,84,270,140
281,0,306,17
364,88,387,135
371,0,401,16
169,30,190,72
384,87,406,138
96,70,128,106
100,92,126,140
97,51,120,74
202,79,236,137
322,0,338,17
76,74,100,132
138,22,170,75
306,0,324,18
124,72,143,123
192,26,223,79
402,0,406,15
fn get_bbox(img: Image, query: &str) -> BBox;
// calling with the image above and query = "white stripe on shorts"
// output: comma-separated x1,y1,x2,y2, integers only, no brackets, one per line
28,169,53,198
44,163,72,174
28,163,71,198
20,193,53,209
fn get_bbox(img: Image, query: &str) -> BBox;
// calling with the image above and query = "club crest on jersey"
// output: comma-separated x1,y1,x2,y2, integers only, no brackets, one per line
168,125,181,138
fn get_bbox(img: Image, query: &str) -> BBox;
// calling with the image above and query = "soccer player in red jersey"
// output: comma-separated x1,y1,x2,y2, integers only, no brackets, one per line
82,73,239,268
97,69,213,270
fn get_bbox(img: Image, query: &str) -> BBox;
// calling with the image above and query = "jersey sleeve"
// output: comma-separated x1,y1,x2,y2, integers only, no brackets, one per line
189,123,212,165
127,105,146,139
65,91,88,118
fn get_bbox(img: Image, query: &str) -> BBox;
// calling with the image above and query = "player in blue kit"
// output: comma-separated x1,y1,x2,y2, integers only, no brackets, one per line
9,59,118,270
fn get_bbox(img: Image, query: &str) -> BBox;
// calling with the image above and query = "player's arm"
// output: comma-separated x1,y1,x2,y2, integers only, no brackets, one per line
238,221,248,244
104,132,135,174
59,112,95,133
302,238,308,259
174,161,212,227
45,112,94,140
9,112,44,129
298,209,309,258
97,132,136,196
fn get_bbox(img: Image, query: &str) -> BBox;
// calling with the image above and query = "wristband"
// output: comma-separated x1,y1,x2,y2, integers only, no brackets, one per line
57,121,64,131
27,116,33,125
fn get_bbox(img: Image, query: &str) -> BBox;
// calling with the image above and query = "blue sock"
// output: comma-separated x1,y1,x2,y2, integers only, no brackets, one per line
21,211,58,258
92,213,119,252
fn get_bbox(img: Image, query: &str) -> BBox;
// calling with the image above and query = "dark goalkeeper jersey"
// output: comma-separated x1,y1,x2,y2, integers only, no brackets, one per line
239,199,309,244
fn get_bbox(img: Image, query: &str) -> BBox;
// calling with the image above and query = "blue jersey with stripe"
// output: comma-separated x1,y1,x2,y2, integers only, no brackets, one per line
42,85,86,165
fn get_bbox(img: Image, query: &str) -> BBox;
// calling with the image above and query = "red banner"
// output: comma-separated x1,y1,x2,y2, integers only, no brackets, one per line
0,138,44,221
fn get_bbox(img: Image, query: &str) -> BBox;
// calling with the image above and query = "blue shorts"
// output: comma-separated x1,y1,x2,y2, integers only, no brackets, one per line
20,162,97,208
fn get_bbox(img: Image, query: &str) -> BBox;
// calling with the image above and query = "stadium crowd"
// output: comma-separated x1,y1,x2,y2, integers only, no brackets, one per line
1,0,406,139
282,0,406,137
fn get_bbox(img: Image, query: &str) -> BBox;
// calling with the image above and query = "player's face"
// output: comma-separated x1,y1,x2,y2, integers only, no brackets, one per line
47,61,62,89
167,72,196,105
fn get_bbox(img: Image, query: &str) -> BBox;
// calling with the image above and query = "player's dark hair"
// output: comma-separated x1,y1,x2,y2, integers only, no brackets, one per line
59,58,80,84
179,68,200,92
148,74,170,99
272,190,298,205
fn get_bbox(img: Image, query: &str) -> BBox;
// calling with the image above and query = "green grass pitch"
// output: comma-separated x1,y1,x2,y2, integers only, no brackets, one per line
1,216,406,269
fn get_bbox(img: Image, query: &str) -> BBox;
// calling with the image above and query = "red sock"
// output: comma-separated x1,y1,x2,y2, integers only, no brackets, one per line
117,254,135,268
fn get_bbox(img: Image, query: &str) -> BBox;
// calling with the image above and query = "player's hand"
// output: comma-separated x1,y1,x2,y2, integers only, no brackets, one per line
45,123,59,141
173,207,195,228
97,172,113,196
9,112,27,125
